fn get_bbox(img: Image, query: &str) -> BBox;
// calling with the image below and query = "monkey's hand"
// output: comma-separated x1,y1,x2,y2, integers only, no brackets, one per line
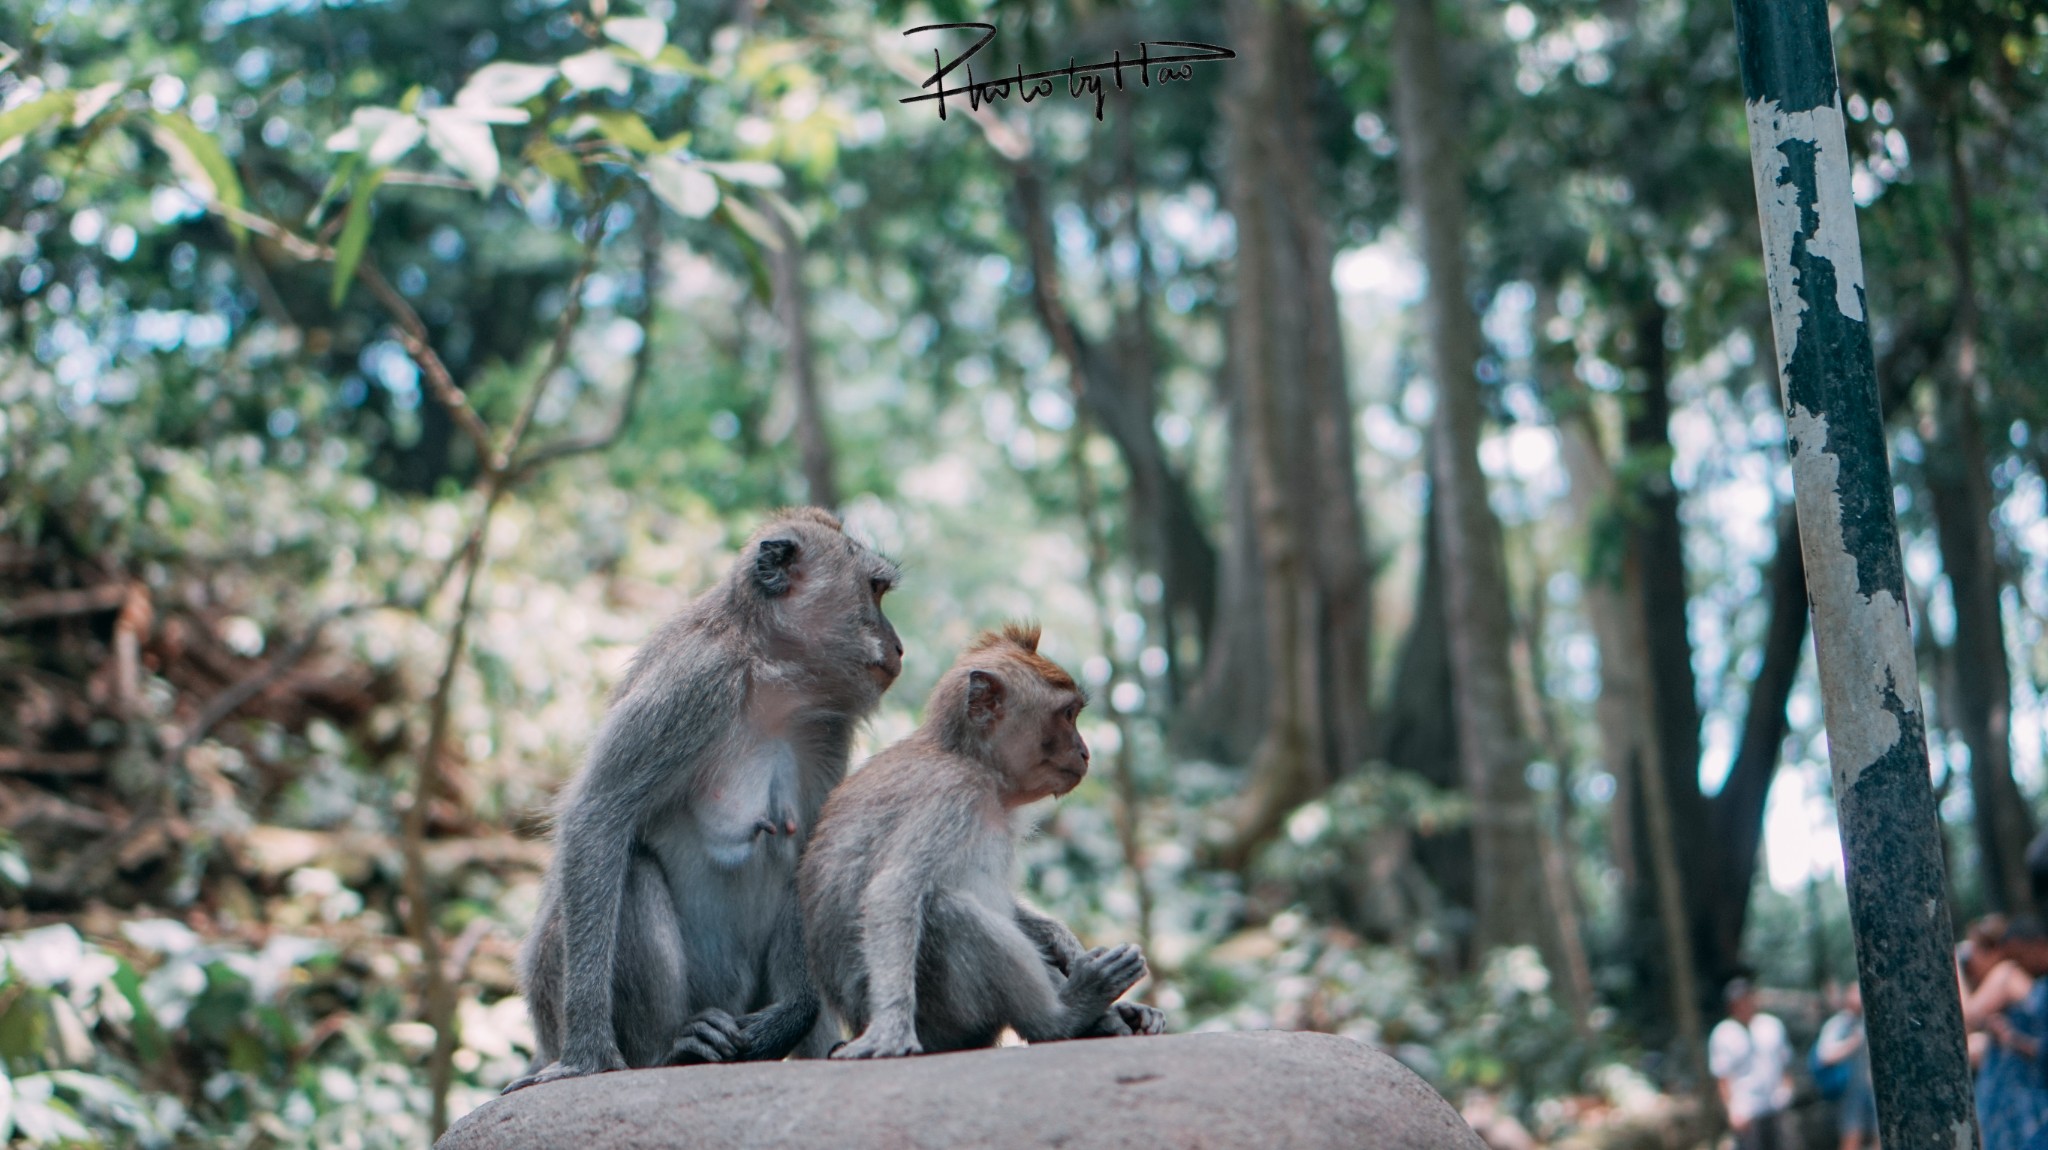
502,1050,627,1094
1114,1002,1168,1036
830,1023,922,1060
665,1009,744,1065
1061,944,1147,1014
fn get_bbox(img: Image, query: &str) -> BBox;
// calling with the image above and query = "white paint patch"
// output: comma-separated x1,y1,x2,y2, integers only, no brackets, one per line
1745,96,1869,378
1785,405,1921,792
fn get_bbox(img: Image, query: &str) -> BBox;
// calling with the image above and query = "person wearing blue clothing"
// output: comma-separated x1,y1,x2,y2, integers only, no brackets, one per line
1965,917,2048,1150
1816,982,1876,1150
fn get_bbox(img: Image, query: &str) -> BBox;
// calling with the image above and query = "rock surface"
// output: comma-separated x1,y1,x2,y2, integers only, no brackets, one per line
439,1030,1483,1149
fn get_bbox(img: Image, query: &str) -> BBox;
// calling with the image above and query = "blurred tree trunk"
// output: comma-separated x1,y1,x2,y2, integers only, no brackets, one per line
1389,0,1554,959
1208,0,1374,872
1012,161,1218,700
1928,124,2035,915
1180,412,1272,764
1706,509,1807,964
1378,486,1471,911
1618,301,1723,977
769,211,839,510
1561,411,1702,1069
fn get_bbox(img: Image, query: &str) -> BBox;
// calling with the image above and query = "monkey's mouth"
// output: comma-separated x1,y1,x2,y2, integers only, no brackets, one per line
1054,766,1088,794
868,656,902,684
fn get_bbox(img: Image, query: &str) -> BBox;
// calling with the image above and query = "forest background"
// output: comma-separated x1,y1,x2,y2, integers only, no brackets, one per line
1,0,2044,1144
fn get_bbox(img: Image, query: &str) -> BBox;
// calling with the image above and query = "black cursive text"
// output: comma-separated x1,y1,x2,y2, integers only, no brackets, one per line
901,23,1234,122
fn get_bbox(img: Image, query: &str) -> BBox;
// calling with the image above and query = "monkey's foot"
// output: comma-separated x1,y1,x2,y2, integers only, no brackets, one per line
1115,1002,1168,1036
665,1009,743,1065
502,1055,625,1094
1064,944,1148,1012
830,1027,922,1059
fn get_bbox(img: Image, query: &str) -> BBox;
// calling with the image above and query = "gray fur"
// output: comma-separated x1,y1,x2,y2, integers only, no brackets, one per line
799,626,1167,1059
510,508,901,1091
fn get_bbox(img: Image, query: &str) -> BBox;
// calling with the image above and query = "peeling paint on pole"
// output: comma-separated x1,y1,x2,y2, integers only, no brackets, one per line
1732,0,1980,1146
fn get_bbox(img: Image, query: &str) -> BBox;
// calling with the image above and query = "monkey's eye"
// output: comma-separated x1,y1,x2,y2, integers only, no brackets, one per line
869,577,889,600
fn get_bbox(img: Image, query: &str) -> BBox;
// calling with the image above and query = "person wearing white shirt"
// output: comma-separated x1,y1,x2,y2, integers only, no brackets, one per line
1709,979,1798,1150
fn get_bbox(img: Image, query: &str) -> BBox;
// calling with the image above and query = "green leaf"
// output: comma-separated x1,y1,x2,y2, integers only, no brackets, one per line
526,140,588,195
0,91,74,158
152,111,247,244
698,160,784,188
586,109,660,154
719,194,783,252
110,960,167,1063
330,166,386,308
307,152,362,227
651,44,710,77
758,187,807,240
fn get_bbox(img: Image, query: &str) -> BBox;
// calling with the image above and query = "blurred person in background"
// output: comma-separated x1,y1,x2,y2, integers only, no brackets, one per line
1710,978,1799,1150
1815,982,1876,1150
1966,916,2015,1070
1965,917,2048,1150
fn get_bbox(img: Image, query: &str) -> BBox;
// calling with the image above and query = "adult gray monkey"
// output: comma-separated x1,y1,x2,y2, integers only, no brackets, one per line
510,507,902,1090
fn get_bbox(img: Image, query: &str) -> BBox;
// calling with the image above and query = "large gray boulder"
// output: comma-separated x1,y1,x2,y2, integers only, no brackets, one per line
439,1030,1484,1149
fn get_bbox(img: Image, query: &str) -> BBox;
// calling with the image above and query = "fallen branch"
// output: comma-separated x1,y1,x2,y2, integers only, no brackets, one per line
0,750,102,775
0,583,129,627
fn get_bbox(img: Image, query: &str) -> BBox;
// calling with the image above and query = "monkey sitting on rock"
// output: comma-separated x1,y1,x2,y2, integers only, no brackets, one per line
800,623,1166,1059
510,508,904,1090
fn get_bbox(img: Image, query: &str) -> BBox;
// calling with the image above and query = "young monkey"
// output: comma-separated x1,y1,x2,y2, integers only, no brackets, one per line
800,624,1166,1058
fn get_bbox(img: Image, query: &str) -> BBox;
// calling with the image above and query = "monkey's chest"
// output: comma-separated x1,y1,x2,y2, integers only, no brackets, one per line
693,738,806,871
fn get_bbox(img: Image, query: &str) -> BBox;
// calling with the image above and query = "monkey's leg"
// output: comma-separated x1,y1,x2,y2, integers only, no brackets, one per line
505,894,566,1092
909,895,1036,1053
829,864,927,1060
610,852,725,1068
1011,944,1148,1043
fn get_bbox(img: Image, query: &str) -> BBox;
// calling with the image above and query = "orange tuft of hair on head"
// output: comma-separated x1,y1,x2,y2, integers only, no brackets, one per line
968,622,1076,691
771,506,845,532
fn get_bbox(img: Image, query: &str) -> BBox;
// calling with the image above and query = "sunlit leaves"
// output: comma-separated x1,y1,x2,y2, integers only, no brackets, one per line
0,91,73,161
559,49,633,95
325,106,424,166
644,154,719,218
422,106,525,192
68,82,125,128
717,194,782,251
601,16,668,63
696,160,784,188
455,62,558,109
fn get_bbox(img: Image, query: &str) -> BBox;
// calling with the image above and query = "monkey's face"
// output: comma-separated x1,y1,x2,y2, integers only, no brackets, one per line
746,511,903,707
965,660,1090,807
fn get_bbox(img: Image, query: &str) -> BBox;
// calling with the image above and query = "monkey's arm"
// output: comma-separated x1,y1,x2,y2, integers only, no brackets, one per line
734,900,821,1061
517,677,731,1088
1012,902,1088,975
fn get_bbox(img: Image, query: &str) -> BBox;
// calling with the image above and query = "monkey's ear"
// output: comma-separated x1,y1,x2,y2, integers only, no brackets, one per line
966,669,1006,730
755,538,800,597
